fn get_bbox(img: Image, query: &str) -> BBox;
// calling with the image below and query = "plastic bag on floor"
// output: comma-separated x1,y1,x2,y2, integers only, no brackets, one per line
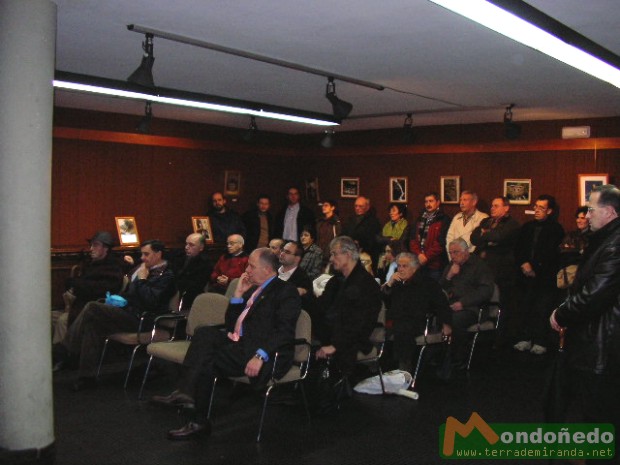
354,370,412,395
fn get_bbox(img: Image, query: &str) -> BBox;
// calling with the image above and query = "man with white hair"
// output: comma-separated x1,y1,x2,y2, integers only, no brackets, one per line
208,234,248,294
446,190,488,254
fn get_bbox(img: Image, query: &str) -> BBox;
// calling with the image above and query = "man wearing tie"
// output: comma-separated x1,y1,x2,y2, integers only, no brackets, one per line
153,247,301,440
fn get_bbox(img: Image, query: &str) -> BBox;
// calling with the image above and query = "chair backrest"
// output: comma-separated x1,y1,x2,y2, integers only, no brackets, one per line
120,275,130,293
224,277,240,299
186,292,229,336
167,291,181,313
369,306,386,344
486,284,501,320
294,310,312,363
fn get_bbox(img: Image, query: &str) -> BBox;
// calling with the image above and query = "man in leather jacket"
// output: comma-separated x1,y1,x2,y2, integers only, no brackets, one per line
551,184,620,434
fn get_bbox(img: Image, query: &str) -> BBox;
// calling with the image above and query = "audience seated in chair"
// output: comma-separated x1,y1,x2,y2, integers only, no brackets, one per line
152,248,301,441
56,239,176,391
173,233,213,312
277,240,316,322
299,226,324,280
208,234,248,294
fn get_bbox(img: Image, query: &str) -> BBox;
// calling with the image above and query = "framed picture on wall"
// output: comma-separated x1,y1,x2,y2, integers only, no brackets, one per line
341,177,360,198
192,216,214,244
440,176,460,204
305,177,320,203
115,216,140,246
578,173,608,206
504,179,532,205
224,170,241,196
389,177,408,203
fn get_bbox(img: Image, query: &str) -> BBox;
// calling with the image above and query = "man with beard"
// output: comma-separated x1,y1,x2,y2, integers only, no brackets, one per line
208,192,245,244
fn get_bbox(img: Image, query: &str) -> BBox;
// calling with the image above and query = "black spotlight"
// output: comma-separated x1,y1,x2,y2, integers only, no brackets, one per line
325,77,353,119
402,113,415,144
321,129,335,149
243,116,258,142
136,102,153,134
128,33,155,88
504,104,521,140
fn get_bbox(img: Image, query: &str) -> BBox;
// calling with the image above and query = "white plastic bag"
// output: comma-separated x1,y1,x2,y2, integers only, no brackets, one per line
354,370,412,395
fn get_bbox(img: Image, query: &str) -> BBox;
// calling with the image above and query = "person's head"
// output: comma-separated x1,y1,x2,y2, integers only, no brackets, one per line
269,238,285,255
256,194,271,213
300,226,316,248
459,191,478,215
226,234,244,255
211,192,227,212
448,238,470,266
587,184,620,232
388,203,406,222
395,252,420,281
575,206,589,231
185,233,205,258
384,239,403,264
321,199,338,218
490,196,510,219
424,192,441,213
141,239,165,268
329,236,360,275
88,231,113,261
354,196,370,216
279,241,303,269
246,247,279,286
286,187,301,206
533,194,556,222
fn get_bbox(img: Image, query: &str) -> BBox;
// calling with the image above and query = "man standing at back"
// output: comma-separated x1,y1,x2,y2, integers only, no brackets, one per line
446,190,488,254
550,185,620,432
342,196,381,264
274,186,315,242
242,194,273,252
208,192,246,244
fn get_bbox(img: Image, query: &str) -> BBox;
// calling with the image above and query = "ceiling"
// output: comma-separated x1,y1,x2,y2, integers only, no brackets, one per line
53,0,620,135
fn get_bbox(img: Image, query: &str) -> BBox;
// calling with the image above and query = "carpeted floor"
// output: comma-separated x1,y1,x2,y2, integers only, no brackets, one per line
49,337,562,465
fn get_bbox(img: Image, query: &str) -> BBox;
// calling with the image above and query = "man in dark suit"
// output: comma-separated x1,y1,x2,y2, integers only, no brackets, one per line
173,233,213,311
242,194,274,252
159,248,301,440
274,186,315,242
277,240,315,317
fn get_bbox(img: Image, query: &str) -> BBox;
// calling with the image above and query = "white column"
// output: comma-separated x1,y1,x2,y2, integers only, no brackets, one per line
0,0,57,456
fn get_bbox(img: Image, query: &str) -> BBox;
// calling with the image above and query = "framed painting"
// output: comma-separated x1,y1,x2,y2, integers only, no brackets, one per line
115,216,140,246
341,177,360,198
305,177,320,203
224,170,241,196
578,173,608,206
192,216,214,244
390,177,408,203
440,176,460,204
504,179,532,205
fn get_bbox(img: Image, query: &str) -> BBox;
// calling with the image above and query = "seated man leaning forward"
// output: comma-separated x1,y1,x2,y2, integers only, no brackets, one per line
63,239,176,391
315,236,382,376
155,248,301,440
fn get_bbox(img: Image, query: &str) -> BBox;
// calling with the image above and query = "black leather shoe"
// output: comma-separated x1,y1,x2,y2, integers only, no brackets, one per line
150,390,195,409
72,377,97,392
167,421,211,441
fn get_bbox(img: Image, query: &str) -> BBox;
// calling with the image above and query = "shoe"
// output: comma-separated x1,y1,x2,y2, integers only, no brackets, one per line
530,344,547,355
72,377,97,392
513,340,532,352
151,390,195,409
167,421,211,441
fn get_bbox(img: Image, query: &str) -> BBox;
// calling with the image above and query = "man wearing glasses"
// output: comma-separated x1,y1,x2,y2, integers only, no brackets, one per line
513,195,564,355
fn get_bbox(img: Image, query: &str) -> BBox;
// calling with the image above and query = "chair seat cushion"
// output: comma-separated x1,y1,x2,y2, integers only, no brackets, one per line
467,321,496,332
415,331,443,345
109,328,170,345
356,347,378,361
147,340,191,364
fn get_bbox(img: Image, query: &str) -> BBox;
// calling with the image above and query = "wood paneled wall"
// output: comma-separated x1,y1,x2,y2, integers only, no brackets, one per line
51,109,620,249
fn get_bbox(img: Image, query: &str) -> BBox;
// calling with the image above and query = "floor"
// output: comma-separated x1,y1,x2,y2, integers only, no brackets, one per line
49,338,561,465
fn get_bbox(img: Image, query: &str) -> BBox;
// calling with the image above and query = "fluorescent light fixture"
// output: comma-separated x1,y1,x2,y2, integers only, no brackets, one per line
53,71,339,127
428,0,620,89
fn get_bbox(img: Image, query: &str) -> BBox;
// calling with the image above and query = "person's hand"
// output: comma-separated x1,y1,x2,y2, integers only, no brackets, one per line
450,301,464,312
316,345,336,359
521,262,535,278
123,255,134,265
446,263,460,280
245,356,263,377
297,287,307,296
442,323,452,338
418,253,428,265
136,263,148,280
234,272,252,297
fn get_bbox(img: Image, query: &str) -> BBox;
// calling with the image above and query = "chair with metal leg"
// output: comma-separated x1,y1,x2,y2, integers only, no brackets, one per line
466,284,501,370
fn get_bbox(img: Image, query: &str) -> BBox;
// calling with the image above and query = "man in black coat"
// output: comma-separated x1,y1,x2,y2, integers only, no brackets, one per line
316,236,382,375
341,196,382,266
161,248,301,440
173,233,213,311
513,194,564,354
550,185,620,433
274,186,315,242
208,191,246,244
242,194,274,252
277,240,315,319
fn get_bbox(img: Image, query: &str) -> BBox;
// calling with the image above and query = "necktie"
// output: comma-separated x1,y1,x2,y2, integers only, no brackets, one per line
228,286,262,341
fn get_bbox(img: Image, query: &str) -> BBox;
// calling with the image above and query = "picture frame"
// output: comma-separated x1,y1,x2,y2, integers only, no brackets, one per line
440,176,460,204
115,216,140,246
578,173,609,206
389,177,408,203
224,170,241,196
305,177,320,203
504,179,532,205
192,216,214,244
341,177,360,198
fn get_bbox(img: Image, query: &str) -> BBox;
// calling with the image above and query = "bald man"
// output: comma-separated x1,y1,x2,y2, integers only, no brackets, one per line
342,196,382,263
174,233,213,311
